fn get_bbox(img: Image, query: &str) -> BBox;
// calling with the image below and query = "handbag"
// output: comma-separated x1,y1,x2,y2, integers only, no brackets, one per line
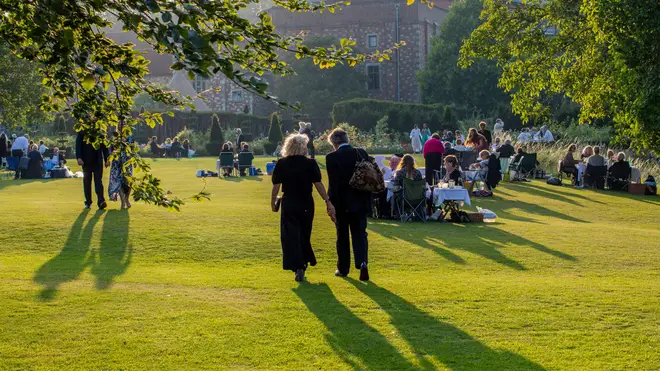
18,156,30,170
349,149,385,193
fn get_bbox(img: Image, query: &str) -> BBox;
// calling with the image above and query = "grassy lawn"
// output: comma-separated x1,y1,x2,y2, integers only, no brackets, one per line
1,157,659,370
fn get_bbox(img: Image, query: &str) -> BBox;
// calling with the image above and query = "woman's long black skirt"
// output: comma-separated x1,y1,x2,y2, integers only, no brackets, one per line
280,195,317,271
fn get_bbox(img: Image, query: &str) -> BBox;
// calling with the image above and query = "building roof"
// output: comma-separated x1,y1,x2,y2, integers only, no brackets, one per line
168,71,211,112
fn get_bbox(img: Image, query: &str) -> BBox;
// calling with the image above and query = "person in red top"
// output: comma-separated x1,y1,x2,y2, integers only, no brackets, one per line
423,133,445,185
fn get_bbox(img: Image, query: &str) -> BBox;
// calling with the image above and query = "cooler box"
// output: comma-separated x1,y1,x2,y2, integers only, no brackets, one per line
266,162,276,175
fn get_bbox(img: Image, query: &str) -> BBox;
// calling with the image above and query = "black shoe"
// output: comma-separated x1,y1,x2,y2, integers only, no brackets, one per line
84,204,91,209
359,263,370,282
334,270,348,277
98,201,107,210
295,269,305,282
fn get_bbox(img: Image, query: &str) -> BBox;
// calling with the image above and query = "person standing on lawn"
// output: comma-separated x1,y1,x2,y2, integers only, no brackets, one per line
76,132,110,210
271,134,335,282
326,128,372,281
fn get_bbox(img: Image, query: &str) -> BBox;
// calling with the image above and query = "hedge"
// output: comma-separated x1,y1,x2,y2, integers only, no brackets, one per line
332,98,472,133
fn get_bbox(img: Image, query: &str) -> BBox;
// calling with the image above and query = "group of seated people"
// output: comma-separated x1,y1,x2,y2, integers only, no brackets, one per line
517,126,555,143
15,145,67,179
149,136,191,158
561,144,632,189
218,141,254,177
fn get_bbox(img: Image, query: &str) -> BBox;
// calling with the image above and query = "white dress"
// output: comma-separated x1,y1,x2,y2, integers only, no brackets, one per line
410,128,422,153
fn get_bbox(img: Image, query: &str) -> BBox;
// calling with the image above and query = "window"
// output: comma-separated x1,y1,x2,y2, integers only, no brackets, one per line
367,34,378,49
366,64,380,90
193,75,209,93
231,90,243,102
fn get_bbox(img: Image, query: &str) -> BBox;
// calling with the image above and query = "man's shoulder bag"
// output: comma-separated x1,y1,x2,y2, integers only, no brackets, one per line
349,149,385,193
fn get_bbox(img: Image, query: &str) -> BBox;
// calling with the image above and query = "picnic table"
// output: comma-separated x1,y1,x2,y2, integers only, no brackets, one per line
432,187,471,221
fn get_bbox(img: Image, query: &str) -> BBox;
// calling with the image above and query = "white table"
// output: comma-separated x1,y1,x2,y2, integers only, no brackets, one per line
433,187,471,207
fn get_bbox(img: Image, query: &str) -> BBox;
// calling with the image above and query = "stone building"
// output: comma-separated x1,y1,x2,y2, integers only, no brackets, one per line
105,23,275,116
268,0,450,103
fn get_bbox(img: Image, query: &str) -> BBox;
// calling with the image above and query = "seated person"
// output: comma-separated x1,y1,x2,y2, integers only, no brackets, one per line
392,154,423,198
491,137,501,152
606,149,617,168
170,137,183,158
453,138,467,152
587,146,606,167
466,150,490,181
50,147,67,168
238,142,254,176
561,144,580,183
219,142,234,177
444,142,456,156
149,136,161,157
182,140,191,158
497,139,515,158
442,155,462,185
512,146,527,164
535,126,554,142
608,152,631,186
644,175,657,195
25,144,44,179
580,146,593,161
382,154,402,181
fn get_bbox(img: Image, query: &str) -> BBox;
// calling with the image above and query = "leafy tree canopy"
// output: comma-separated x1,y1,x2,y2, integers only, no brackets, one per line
0,0,401,209
460,0,660,150
418,0,508,115
274,36,368,119
0,45,52,131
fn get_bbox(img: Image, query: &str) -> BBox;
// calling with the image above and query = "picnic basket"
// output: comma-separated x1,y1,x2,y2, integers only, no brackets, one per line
466,212,484,223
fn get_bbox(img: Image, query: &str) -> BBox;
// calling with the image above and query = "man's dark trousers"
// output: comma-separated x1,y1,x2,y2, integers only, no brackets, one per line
336,210,368,274
83,165,105,207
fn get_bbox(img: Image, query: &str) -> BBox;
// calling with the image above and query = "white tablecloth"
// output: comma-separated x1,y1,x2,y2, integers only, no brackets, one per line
433,187,471,207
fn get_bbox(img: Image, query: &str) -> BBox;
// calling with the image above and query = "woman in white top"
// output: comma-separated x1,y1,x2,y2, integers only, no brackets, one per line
494,119,504,135
410,125,422,154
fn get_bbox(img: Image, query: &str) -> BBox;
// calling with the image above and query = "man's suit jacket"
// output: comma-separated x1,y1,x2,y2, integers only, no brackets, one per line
76,133,109,170
326,144,371,214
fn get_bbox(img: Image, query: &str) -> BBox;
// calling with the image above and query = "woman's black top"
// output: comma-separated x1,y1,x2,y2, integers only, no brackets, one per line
272,155,321,198
444,169,462,184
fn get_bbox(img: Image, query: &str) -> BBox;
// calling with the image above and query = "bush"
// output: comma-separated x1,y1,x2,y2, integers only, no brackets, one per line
206,114,224,156
332,98,469,133
265,112,283,153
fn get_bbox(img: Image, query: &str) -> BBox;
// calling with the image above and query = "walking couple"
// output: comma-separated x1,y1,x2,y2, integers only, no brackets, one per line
271,129,371,282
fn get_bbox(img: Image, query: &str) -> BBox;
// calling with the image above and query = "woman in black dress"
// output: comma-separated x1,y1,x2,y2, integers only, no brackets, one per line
271,134,335,282
25,144,44,179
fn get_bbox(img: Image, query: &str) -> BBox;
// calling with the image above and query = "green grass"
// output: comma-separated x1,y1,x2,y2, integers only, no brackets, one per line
1,157,659,370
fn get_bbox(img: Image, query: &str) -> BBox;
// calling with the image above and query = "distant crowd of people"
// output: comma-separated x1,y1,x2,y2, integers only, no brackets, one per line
148,136,191,158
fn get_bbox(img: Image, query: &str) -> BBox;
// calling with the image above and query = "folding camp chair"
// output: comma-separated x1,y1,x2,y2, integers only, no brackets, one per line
607,166,631,191
400,178,428,222
238,151,254,176
557,160,578,185
583,164,607,189
511,153,537,181
219,152,235,177
459,151,478,171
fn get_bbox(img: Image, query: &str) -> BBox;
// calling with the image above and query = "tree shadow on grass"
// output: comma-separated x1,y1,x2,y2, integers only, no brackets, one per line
370,222,576,270
0,178,50,191
33,209,102,301
493,189,587,223
507,182,605,205
91,210,132,290
347,279,547,371
293,283,416,370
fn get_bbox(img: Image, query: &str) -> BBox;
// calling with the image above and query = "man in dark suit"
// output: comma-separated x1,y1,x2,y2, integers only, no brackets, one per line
76,132,110,209
325,129,371,281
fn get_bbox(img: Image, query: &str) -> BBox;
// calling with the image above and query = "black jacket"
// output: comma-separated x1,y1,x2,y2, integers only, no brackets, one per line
326,145,371,214
75,132,109,169
497,144,515,158
0,136,8,157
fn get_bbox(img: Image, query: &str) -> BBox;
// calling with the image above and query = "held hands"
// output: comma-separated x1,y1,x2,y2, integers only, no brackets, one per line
271,201,278,212
77,158,83,166
105,161,111,168
326,200,337,224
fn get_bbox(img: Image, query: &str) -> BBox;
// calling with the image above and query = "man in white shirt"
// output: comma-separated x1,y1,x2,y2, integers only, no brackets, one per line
10,134,29,179
536,125,554,142
39,141,47,154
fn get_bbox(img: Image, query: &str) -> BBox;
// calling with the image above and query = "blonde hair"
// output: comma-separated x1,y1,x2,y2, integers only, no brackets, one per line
479,150,490,159
281,134,309,157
